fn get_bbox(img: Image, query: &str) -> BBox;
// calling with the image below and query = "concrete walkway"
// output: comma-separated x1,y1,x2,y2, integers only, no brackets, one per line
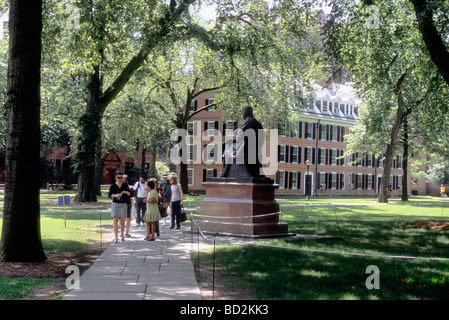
63,223,205,300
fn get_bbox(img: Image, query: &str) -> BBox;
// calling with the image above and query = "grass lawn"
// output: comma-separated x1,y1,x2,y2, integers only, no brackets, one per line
1,190,112,252
2,191,449,299
0,278,56,300
0,190,111,299
193,196,449,300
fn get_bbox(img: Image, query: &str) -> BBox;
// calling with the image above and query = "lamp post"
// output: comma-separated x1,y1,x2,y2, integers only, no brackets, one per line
306,159,310,200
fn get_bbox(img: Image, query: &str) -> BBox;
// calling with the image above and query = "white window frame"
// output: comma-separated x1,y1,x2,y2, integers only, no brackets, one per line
279,144,287,163
291,146,299,164
319,172,326,189
207,121,216,136
367,174,373,190
225,120,236,136
305,146,313,163
187,144,195,163
331,172,337,190
206,168,215,180
187,122,195,136
190,100,197,113
330,149,337,166
322,100,328,112
367,154,373,168
305,122,313,139
319,147,326,165
279,170,286,189
291,171,298,190
320,124,327,141
187,168,194,186
206,98,216,111
331,126,338,142
357,173,363,190
357,152,363,167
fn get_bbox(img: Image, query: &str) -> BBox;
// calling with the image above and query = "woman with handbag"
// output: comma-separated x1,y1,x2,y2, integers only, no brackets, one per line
169,174,183,230
143,180,161,241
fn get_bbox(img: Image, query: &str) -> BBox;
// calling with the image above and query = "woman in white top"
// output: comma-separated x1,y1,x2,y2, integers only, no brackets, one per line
169,175,183,229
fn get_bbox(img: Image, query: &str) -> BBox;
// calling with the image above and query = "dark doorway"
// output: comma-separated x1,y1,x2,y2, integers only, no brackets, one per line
305,175,312,197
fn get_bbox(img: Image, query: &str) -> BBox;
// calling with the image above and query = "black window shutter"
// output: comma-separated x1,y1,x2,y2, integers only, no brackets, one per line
203,169,207,182
299,121,302,138
298,147,302,163
290,146,294,163
289,172,293,189
276,171,280,184
312,148,316,164
285,145,289,163
298,172,301,189
284,171,289,189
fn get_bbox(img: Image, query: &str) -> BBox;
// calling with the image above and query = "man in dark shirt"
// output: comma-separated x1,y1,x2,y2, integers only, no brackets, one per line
108,171,132,243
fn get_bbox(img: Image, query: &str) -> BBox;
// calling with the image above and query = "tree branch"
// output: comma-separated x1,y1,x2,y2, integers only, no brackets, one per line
410,0,449,86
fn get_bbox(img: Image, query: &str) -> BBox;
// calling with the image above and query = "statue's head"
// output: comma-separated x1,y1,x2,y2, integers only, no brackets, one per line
242,106,253,118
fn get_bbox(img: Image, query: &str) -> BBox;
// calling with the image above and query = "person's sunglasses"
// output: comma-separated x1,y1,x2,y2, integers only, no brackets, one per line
117,176,123,179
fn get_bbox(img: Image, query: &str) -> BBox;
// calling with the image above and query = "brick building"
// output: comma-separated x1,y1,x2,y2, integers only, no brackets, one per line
182,83,409,196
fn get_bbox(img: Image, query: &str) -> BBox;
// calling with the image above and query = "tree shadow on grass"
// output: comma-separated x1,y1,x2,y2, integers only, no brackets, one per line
196,244,449,300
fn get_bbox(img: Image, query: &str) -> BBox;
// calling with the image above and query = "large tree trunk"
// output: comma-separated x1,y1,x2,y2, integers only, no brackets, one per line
75,66,103,202
0,0,46,262
378,106,406,203
401,119,409,201
95,133,103,196
378,71,410,203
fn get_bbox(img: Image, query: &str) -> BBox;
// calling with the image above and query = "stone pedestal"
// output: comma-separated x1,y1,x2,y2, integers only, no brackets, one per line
197,177,294,238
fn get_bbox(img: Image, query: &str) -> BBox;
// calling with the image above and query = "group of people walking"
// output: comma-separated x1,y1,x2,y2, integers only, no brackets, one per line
108,171,184,243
